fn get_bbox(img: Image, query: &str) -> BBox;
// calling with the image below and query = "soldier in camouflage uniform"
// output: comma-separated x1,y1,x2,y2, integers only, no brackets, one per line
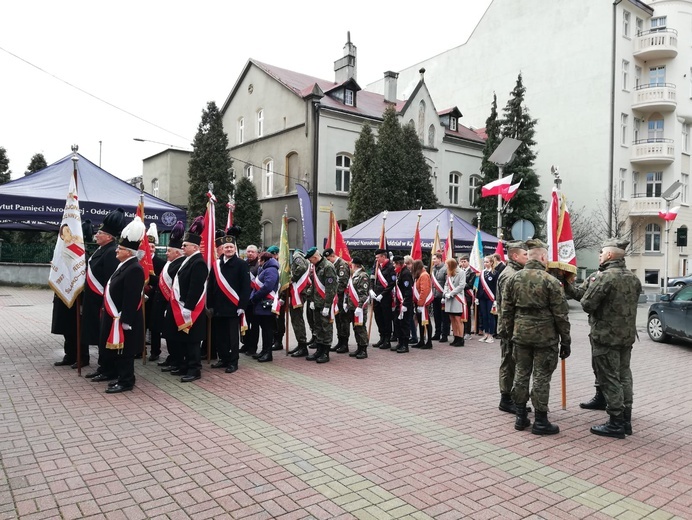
287,250,312,358
501,239,571,435
495,240,528,414
580,238,641,439
304,247,337,363
325,248,351,353
345,257,371,359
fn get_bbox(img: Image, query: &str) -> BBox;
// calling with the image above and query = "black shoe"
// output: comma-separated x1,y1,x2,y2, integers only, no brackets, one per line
420,341,433,350
105,384,133,394
315,346,329,364
148,354,160,362
499,394,517,414
623,407,633,436
71,361,89,369
108,381,119,388
411,341,424,349
438,336,448,343
514,405,531,431
210,361,229,369
335,343,349,354
134,352,144,359
349,347,361,358
272,343,283,351
225,364,238,374
290,346,309,358
252,352,262,359
170,369,184,376
54,358,74,367
580,387,607,410
161,366,174,372
431,334,441,341
244,349,256,356
590,414,626,439
84,371,101,379
180,374,201,383
157,359,170,367
396,345,409,353
91,373,116,382
257,352,273,363
238,345,249,354
532,411,559,435
452,337,465,347
288,343,307,355
355,347,368,359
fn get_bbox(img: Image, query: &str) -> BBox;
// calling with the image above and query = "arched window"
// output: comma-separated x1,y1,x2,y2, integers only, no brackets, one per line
238,117,244,144
469,175,481,206
336,154,351,192
263,159,273,197
260,220,272,248
428,124,436,147
418,101,426,142
449,173,460,205
151,178,159,198
645,223,661,252
257,109,264,138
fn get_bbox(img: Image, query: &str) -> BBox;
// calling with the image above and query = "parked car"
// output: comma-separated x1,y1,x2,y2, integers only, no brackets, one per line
666,274,692,287
647,285,692,343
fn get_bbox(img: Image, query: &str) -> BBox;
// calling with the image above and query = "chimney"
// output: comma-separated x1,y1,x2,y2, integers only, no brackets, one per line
334,31,357,83
383,71,399,103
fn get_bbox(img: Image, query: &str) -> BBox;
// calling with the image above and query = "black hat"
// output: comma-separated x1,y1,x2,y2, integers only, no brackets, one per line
99,208,126,236
392,255,405,263
81,219,94,240
183,216,204,246
323,248,335,257
169,221,185,249
214,229,226,247
374,248,387,256
351,257,364,266
221,225,242,246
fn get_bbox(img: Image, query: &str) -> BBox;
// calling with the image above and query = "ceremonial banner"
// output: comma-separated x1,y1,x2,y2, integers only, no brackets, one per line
296,183,314,250
410,213,422,261
469,229,484,292
325,210,351,261
547,187,577,274
494,240,506,263
278,212,291,294
659,206,681,221
136,196,154,284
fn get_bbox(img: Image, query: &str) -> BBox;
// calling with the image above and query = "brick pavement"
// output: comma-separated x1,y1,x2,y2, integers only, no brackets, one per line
0,286,691,519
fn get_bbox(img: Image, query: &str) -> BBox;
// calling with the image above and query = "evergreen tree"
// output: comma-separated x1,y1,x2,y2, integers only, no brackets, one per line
233,177,262,249
373,106,408,212
187,101,234,226
348,123,378,226
476,93,502,232
401,122,438,209
0,147,11,185
25,153,47,175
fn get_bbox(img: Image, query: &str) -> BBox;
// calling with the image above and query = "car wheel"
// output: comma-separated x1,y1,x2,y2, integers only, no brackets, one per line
674,282,685,287
647,313,669,343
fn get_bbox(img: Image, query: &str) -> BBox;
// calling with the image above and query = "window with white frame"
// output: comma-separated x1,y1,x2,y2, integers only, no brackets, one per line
683,123,690,154
632,171,640,197
635,66,642,88
636,17,643,35
428,125,436,147
645,223,661,252
238,118,244,144
263,159,273,197
648,118,664,141
621,113,628,146
651,16,667,31
622,60,629,90
682,173,689,205
634,118,642,142
344,89,354,107
335,154,351,192
151,178,159,198
450,117,457,131
449,173,460,205
649,66,666,86
623,10,630,37
619,168,627,199
257,109,264,138
469,175,481,206
244,165,253,181
646,171,662,197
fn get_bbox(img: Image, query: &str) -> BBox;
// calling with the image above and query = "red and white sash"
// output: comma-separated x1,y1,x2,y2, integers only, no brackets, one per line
312,269,326,299
290,268,311,308
86,261,104,296
480,270,495,302
170,255,207,333
213,257,248,331
432,275,444,294
158,261,173,301
376,265,388,288
447,277,468,320
250,272,280,314
103,278,124,350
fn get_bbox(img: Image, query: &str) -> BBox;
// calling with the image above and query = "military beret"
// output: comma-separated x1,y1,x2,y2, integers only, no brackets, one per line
266,245,280,254
374,248,388,256
525,239,548,250
293,248,304,257
602,237,629,251
323,248,335,257
351,257,364,266
305,246,318,259
505,240,527,250
392,255,405,263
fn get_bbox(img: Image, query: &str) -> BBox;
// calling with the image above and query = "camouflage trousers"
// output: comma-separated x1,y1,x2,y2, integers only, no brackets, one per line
289,304,308,344
499,338,515,395
592,339,633,415
313,306,334,346
335,293,350,341
511,342,559,413
348,308,368,347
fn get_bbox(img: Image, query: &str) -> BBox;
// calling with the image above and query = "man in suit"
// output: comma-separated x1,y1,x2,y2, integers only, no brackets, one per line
100,217,146,393
370,248,396,351
157,221,186,371
85,208,125,381
458,254,476,340
143,223,167,361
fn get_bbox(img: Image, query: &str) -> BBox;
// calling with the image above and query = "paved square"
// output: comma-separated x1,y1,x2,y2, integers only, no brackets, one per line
1,286,690,519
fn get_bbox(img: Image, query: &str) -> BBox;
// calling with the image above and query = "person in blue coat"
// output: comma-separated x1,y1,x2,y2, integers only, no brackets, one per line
248,252,279,362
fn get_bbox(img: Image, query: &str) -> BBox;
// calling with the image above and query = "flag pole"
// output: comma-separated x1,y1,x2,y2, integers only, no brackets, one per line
367,210,387,343
283,206,291,356
473,211,481,334
71,148,84,376
206,182,214,364
139,185,148,365
551,168,567,410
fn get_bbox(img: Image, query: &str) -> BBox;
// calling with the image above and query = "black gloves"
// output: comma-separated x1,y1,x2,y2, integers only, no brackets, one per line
559,343,571,359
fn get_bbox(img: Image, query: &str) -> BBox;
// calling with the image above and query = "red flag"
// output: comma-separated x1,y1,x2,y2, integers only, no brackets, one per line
136,198,154,284
494,240,506,263
410,215,422,261
481,174,514,197
443,218,454,261
325,210,351,261
378,214,387,250
546,187,577,274
501,180,522,202
202,191,217,270
659,206,680,221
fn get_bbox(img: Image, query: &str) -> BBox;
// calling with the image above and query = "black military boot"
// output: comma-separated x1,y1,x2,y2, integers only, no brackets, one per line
499,393,517,414
623,407,632,436
396,338,409,353
355,345,368,359
514,404,531,431
580,386,607,410
380,334,392,350
412,326,425,348
349,346,361,357
316,344,330,364
290,343,309,357
306,344,321,361
372,337,384,349
307,336,317,349
590,414,626,439
532,411,560,435
335,338,349,354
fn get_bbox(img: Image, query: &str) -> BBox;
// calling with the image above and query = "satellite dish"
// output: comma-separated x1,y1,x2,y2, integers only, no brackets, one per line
511,219,535,241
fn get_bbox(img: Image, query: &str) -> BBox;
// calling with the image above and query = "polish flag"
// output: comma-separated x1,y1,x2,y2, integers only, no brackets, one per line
659,206,680,221
494,240,505,263
501,180,522,202
481,174,514,198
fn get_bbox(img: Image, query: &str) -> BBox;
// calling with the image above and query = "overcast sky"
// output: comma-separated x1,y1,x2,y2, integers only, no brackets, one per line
1,0,492,183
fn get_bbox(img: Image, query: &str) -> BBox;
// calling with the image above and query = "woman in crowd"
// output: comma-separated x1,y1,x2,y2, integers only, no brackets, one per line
249,252,279,362
443,258,466,347
411,259,433,349
403,255,418,345
477,255,498,343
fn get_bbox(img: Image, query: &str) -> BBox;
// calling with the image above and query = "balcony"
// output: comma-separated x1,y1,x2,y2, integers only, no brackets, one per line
628,195,663,217
632,84,676,113
633,29,678,60
631,139,674,165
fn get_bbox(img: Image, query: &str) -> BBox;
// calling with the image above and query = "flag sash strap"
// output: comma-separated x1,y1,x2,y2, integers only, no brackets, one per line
103,278,124,350
419,303,430,326
249,273,279,313
376,266,388,288
447,277,468,320
424,288,434,305
170,257,207,333
158,261,173,301
239,312,248,334
213,258,240,306
480,271,495,301
413,283,420,303
346,277,360,307
290,269,310,308
86,262,104,296
312,271,326,299
250,272,262,292
432,276,444,294
330,294,338,321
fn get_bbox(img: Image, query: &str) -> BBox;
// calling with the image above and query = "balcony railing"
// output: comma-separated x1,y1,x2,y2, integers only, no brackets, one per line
628,195,663,217
632,83,676,112
634,29,678,59
631,138,675,164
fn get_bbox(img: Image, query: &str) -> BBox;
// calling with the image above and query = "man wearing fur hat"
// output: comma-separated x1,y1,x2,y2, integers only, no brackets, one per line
157,221,186,371
85,208,126,381
581,238,641,439
208,226,250,374
370,248,396,351
99,216,146,393
304,247,337,363
164,217,209,382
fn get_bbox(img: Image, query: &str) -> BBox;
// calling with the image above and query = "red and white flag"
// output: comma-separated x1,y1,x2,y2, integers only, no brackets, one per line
410,213,422,261
481,174,514,198
659,206,680,221
501,180,522,202
325,210,352,262
546,187,577,274
494,240,506,263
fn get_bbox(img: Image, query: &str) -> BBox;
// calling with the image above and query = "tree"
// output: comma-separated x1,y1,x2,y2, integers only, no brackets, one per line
0,147,11,185
400,122,438,209
187,101,234,226
348,123,378,227
25,153,47,175
233,177,262,249
475,93,502,232
373,106,408,212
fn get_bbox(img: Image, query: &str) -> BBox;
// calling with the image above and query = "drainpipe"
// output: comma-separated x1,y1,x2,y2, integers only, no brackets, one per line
609,0,623,237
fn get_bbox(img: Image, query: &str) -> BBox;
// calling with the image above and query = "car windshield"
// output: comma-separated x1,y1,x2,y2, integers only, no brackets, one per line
673,286,692,302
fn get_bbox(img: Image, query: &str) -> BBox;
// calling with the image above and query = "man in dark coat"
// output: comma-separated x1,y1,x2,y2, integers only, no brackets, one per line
99,217,146,393
143,223,166,361
241,244,261,355
370,249,396,350
392,255,414,353
85,209,125,381
157,221,186,371
208,230,250,374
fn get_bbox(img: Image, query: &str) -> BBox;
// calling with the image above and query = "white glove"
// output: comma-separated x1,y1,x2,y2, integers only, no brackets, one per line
279,299,285,306
369,290,377,299
475,298,479,305
375,294,383,302
401,306,407,313
354,307,363,319
343,303,348,312
310,302,315,310
397,312,404,320
122,323,132,331
417,306,424,314
444,292,451,299
321,307,329,317
237,309,244,317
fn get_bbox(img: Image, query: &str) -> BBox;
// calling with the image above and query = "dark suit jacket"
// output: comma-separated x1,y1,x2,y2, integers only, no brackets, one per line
164,252,208,342
208,254,251,317
82,240,119,345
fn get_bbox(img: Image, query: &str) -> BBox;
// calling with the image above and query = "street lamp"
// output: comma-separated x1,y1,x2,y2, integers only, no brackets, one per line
661,180,682,295
488,137,522,238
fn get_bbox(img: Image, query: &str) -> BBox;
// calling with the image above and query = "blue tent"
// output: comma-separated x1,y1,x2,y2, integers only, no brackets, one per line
0,153,186,231
342,209,499,253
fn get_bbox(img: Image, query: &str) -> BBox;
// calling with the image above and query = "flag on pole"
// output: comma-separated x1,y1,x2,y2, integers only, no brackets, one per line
225,199,235,232
481,174,514,198
494,240,506,263
379,213,388,251
546,186,577,274
48,158,86,307
430,222,441,272
659,206,681,221
469,229,484,275
136,195,154,284
443,218,454,261
278,211,291,294
410,211,422,261
202,190,217,270
501,180,522,202
325,210,352,261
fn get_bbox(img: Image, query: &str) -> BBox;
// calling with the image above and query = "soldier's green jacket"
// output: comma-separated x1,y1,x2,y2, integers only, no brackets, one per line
580,258,641,346
563,265,604,301
496,258,523,338
312,257,337,309
333,256,350,294
501,259,571,348
347,268,370,311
